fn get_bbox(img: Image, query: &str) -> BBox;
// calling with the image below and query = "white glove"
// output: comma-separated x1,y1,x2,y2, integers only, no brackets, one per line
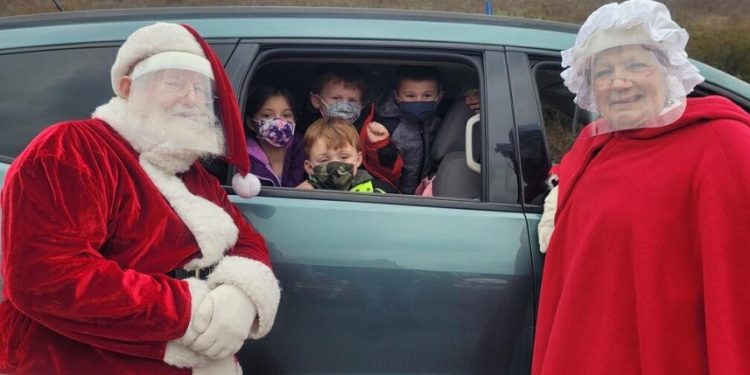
163,341,213,369
538,185,558,254
189,284,257,360
176,278,211,346
163,278,211,368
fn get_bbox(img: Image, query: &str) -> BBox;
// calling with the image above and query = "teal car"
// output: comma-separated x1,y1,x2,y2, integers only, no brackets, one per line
1,7,748,374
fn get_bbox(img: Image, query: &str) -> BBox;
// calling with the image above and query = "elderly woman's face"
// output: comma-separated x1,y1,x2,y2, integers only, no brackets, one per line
592,45,668,129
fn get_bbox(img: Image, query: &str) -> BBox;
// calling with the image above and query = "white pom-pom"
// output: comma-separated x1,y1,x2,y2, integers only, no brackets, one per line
232,173,261,198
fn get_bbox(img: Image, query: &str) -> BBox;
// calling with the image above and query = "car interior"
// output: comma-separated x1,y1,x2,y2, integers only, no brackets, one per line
242,55,483,200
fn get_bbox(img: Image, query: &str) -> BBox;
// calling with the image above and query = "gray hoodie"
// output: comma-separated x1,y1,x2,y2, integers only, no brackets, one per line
376,95,441,194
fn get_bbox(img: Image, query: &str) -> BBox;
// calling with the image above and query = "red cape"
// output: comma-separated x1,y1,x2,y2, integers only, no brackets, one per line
533,96,750,374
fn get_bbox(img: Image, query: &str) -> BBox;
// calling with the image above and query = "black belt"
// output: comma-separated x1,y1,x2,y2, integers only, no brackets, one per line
168,265,215,280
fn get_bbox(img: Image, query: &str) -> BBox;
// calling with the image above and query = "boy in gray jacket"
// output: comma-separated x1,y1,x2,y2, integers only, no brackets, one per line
374,66,442,194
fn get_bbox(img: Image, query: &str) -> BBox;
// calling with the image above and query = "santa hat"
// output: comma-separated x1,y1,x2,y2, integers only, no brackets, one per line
111,22,261,198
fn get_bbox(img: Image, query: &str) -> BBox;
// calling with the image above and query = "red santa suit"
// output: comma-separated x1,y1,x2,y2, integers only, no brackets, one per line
0,23,278,374
532,96,750,374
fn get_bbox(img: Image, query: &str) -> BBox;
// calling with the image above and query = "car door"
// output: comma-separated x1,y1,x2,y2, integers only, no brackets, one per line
225,43,537,374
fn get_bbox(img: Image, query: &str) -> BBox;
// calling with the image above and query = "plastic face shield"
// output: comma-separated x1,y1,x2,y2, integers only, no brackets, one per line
126,68,225,156
585,45,686,136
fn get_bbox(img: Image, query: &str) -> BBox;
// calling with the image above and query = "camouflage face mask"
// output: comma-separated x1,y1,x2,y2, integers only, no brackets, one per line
308,161,355,190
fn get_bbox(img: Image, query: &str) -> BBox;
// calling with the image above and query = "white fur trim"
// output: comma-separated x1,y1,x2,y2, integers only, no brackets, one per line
538,185,558,254
207,256,281,339
164,341,209,369
140,157,239,269
111,22,205,97
193,356,242,375
132,51,213,80
164,342,240,374
232,173,261,198
93,97,148,152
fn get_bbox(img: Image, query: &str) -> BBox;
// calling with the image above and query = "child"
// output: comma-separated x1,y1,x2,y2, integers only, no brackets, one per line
374,66,443,194
297,117,396,193
245,85,306,187
305,64,403,191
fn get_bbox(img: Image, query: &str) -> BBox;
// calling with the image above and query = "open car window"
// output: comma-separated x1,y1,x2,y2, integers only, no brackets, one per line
239,49,489,202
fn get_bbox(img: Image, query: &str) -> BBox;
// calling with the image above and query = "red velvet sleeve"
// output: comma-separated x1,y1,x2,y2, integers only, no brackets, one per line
1,156,190,360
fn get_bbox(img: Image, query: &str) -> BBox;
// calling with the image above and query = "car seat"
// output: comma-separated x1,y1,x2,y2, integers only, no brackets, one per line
430,99,481,199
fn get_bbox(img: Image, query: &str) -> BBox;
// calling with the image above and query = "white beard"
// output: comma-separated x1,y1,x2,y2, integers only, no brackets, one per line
125,98,226,174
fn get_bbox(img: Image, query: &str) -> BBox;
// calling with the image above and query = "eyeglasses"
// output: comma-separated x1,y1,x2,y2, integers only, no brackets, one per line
592,60,657,89
160,80,216,103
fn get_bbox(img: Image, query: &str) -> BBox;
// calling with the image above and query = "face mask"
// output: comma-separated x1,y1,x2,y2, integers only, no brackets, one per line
254,118,295,148
398,100,439,123
308,161,355,190
316,96,362,123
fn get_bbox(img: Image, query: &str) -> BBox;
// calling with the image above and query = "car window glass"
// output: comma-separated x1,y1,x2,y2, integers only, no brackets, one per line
532,62,586,165
0,44,234,160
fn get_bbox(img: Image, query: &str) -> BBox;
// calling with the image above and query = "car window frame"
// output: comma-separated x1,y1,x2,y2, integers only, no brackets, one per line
226,39,524,211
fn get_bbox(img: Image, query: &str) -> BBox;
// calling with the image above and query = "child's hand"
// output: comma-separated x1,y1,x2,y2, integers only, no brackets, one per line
366,121,390,143
296,180,315,190
464,92,480,114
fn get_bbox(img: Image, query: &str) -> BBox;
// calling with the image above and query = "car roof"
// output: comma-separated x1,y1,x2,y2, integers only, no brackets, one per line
0,7,578,50
1,6,748,101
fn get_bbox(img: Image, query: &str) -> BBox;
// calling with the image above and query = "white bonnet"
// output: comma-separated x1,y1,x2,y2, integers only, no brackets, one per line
561,0,704,112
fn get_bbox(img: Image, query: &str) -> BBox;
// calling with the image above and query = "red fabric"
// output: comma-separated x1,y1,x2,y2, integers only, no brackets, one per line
181,24,250,177
359,104,403,190
533,96,750,374
0,119,269,374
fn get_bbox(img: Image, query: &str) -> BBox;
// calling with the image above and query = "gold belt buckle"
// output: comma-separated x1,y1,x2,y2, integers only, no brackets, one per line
195,268,201,278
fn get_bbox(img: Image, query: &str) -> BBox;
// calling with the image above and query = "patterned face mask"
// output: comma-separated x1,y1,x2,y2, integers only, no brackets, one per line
316,96,362,123
254,118,295,148
308,161,355,190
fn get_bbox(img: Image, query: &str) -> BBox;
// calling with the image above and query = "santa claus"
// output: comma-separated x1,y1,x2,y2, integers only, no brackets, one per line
0,22,278,374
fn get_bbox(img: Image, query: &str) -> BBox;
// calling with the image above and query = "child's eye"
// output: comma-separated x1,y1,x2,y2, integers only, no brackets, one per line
283,112,294,120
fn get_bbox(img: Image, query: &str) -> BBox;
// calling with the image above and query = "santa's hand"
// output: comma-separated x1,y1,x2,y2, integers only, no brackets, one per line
189,284,257,360
366,121,390,143
176,278,211,346
163,341,213,369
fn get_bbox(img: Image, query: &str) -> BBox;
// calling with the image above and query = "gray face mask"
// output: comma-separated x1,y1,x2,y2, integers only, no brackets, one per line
316,96,362,123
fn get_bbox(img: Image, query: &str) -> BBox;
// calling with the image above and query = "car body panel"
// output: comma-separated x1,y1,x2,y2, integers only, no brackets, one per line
232,195,535,373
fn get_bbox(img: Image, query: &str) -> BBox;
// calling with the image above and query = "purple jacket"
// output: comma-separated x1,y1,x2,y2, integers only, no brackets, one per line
247,135,306,187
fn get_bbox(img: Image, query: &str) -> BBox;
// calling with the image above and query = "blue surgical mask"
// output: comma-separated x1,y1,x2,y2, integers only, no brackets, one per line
316,95,362,123
398,100,439,123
